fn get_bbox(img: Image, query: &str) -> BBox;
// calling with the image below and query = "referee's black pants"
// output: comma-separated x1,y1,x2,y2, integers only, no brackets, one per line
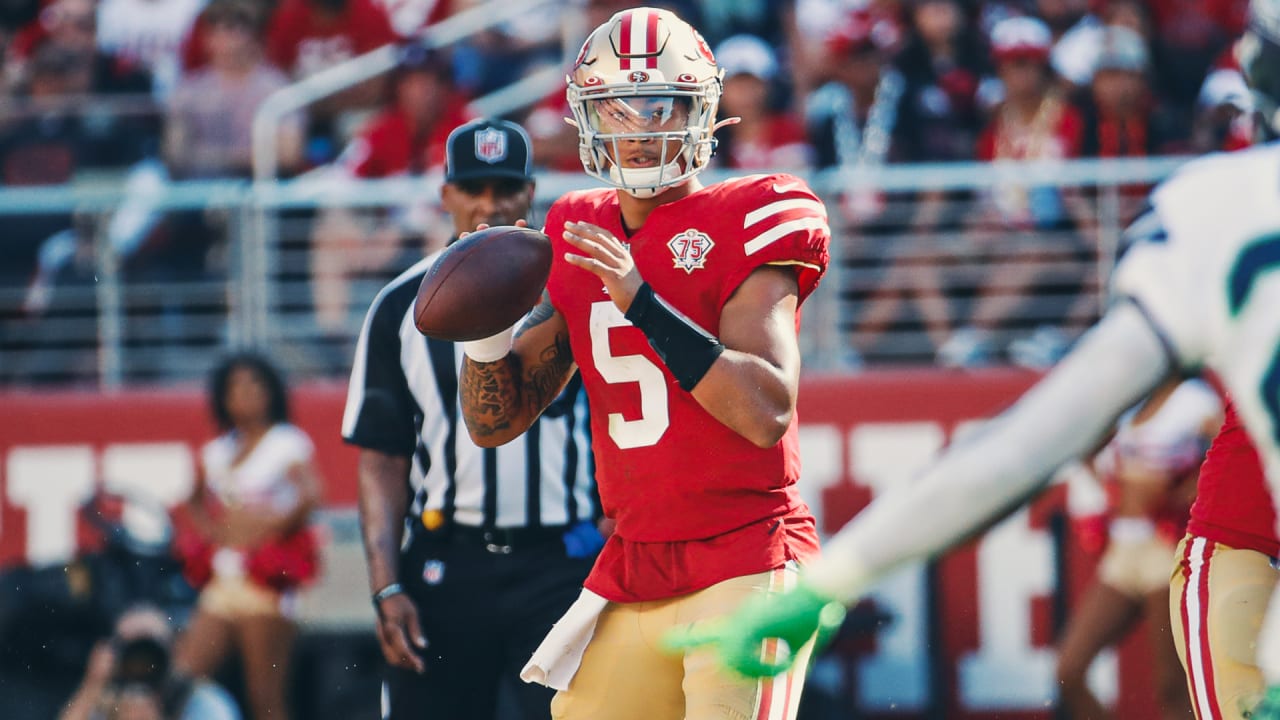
382,525,596,720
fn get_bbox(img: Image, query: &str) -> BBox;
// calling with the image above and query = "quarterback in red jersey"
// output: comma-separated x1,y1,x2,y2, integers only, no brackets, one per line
1172,399,1280,720
455,7,829,720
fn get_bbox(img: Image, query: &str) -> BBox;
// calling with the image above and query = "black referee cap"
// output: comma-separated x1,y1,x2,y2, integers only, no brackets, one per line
444,118,534,184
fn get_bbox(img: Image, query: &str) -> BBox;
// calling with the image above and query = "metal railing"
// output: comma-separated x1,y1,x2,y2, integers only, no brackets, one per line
0,156,1192,389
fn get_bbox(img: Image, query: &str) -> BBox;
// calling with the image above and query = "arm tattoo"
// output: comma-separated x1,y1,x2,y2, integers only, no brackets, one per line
461,355,521,439
525,332,574,411
462,295,576,439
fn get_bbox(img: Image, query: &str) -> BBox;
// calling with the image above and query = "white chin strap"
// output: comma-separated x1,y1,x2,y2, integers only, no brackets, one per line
607,159,686,199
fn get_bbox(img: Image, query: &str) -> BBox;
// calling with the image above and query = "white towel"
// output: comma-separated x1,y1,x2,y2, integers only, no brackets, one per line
520,588,609,691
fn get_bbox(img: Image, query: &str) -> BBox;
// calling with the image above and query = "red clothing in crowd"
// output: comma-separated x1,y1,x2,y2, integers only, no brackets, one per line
976,99,1083,163
341,97,471,177
264,0,397,78
184,0,455,70
1146,0,1248,43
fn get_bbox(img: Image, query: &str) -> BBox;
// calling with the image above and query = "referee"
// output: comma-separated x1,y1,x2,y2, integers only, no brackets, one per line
342,118,600,720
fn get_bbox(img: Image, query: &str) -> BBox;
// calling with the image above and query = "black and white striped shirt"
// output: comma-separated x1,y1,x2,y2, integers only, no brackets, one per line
342,252,595,529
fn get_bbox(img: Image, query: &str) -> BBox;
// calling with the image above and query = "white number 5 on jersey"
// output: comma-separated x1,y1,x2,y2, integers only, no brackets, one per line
589,301,670,449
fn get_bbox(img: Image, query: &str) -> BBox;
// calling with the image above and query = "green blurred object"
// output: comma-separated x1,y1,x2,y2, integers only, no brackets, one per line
663,582,846,678
1252,685,1280,719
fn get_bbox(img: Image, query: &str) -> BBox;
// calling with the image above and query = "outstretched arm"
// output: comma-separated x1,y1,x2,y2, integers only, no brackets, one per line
459,294,577,447
669,301,1176,675
809,301,1173,601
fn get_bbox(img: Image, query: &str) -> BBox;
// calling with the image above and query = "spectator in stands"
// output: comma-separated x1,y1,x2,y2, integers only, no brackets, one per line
806,9,904,171
172,353,322,720
1051,0,1154,92
787,0,901,104
4,0,158,169
1076,26,1183,159
710,33,811,171
309,42,468,337
264,0,397,163
847,0,991,364
894,0,988,164
95,0,206,101
0,42,91,288
1192,67,1255,153
58,603,241,720
805,9,906,226
335,42,465,177
164,0,301,179
1146,0,1246,120
939,15,1092,368
150,0,301,297
6,0,154,96
265,0,395,80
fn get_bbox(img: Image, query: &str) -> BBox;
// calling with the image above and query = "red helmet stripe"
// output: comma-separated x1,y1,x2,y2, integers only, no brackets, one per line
645,10,660,68
618,11,634,69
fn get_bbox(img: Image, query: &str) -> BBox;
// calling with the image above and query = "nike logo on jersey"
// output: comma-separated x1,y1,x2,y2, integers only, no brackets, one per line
772,181,803,194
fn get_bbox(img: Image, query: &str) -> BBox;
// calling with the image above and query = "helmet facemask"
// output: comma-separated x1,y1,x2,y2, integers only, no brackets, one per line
568,79,721,198
565,8,724,199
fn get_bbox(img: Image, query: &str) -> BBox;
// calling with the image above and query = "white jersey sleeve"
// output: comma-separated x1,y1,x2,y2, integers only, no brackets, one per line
807,303,1172,602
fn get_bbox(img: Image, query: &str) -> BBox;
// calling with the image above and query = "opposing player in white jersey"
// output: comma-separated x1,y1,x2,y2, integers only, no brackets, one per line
671,1,1280,714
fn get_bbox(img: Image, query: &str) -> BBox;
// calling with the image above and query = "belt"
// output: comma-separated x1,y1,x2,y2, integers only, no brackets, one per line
444,524,570,554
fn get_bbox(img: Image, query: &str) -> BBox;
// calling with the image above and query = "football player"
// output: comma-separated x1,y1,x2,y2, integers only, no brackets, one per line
1171,400,1279,720
669,2,1280,717
455,7,831,720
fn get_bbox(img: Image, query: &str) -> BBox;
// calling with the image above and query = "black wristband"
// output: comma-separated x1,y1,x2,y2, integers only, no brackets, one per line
624,283,725,392
372,582,405,609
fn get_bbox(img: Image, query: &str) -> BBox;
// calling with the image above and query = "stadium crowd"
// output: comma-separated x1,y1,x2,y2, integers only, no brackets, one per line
0,0,1257,377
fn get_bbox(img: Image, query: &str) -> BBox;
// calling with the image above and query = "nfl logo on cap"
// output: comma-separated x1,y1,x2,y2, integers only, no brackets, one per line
475,128,508,164
445,118,532,182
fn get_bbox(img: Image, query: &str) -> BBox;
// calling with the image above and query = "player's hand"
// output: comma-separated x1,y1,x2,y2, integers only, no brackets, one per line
663,582,847,678
1252,685,1280,720
459,219,529,239
562,221,643,312
375,593,428,673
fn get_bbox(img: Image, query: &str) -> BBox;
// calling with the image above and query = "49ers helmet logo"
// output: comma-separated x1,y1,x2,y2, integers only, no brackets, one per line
668,229,714,273
628,70,649,82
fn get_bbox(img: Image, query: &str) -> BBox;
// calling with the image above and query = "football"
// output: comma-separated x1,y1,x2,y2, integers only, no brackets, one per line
413,225,553,341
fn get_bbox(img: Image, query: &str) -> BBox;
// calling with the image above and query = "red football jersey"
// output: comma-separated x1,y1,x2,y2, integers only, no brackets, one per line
1187,400,1278,557
544,173,829,601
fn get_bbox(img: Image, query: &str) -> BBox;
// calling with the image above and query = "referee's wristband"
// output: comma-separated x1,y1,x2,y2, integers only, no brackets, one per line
372,582,405,608
624,282,725,392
